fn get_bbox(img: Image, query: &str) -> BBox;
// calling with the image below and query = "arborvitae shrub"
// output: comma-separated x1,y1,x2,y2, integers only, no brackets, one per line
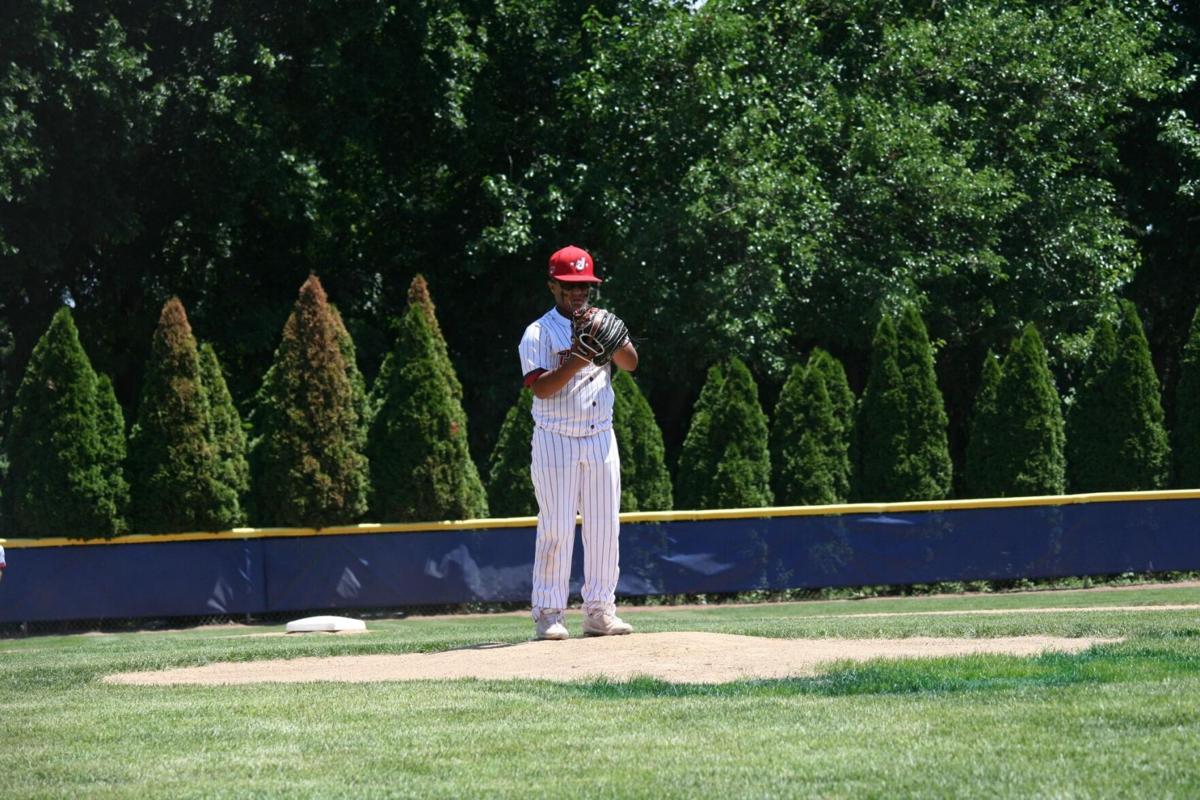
806,348,855,501
330,304,371,448
613,369,673,511
198,342,250,515
4,308,128,536
855,314,908,501
367,301,487,521
964,350,1003,498
407,274,462,401
856,306,952,501
1068,305,1169,491
896,304,953,499
94,373,130,528
1066,318,1119,492
1111,301,1170,489
991,325,1066,496
771,361,839,505
1175,304,1200,487
708,358,772,509
486,389,537,517
249,275,370,527
675,363,726,509
128,299,239,533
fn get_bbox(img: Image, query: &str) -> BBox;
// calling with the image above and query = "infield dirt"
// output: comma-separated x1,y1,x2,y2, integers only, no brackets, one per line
104,632,1117,686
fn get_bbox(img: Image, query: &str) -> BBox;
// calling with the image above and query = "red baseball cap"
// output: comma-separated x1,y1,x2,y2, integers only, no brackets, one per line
548,245,602,284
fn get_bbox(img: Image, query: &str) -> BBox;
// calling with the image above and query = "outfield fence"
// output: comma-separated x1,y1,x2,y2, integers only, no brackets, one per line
1,491,1199,624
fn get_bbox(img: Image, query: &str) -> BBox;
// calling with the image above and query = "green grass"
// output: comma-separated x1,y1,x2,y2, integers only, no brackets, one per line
3,586,1200,798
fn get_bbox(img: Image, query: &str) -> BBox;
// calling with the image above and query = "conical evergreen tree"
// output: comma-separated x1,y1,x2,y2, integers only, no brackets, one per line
709,358,773,509
1068,305,1169,491
613,369,673,511
807,348,855,502
94,373,129,528
675,363,726,509
1173,303,1200,487
771,361,839,505
368,302,487,522
4,308,127,536
1113,302,1170,488
407,274,462,401
855,306,952,501
486,389,537,517
249,275,370,527
964,350,1003,498
1066,318,1119,492
896,304,953,499
991,325,1066,496
128,299,240,533
855,314,908,501
198,342,250,516
330,304,371,447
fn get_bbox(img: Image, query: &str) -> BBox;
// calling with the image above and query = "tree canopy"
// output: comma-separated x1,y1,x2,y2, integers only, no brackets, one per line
0,0,1195,503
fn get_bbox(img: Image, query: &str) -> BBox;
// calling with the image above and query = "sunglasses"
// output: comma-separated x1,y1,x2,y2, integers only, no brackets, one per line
553,280,594,292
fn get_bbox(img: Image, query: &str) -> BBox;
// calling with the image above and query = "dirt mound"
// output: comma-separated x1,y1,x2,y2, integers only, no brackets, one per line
104,632,1117,686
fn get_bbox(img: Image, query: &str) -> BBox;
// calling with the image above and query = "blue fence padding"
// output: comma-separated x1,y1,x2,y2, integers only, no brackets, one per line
1,498,1198,623
0,539,267,622
262,528,538,609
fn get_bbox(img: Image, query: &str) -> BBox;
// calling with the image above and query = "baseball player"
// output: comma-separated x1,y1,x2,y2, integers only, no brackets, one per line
518,245,638,640
0,540,6,583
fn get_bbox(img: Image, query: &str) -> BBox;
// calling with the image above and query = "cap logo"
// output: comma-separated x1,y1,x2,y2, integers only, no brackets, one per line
573,256,587,272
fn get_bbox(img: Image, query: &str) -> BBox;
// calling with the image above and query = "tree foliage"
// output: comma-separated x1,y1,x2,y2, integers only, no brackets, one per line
771,350,854,506
1066,319,1120,492
367,299,487,522
249,276,370,527
1175,304,1200,487
3,308,127,536
486,388,536,518
612,369,672,512
710,358,772,509
676,358,771,510
128,299,240,533
675,363,726,510
1067,303,1170,491
964,351,1003,498
856,306,952,501
991,326,1066,497
804,349,855,503
198,342,250,515
0,0,1185,495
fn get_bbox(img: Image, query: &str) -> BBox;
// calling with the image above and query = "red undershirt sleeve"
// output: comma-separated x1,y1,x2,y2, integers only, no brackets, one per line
523,369,546,388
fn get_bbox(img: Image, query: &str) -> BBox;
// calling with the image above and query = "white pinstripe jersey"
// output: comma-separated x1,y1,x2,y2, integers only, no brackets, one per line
518,307,614,436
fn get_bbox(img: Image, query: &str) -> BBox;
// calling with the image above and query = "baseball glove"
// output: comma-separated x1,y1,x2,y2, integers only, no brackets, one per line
572,306,630,366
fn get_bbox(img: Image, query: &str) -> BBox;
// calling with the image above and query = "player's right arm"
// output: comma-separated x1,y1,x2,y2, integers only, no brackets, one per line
526,354,589,399
520,321,588,399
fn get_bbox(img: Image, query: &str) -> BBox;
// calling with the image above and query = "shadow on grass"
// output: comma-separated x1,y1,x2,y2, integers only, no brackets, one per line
544,636,1200,700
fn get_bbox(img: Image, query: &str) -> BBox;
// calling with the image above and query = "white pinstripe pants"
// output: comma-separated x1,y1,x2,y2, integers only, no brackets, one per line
530,426,621,614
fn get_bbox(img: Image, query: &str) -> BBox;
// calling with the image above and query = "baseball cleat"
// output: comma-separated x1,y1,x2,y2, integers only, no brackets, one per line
535,609,569,640
582,609,633,636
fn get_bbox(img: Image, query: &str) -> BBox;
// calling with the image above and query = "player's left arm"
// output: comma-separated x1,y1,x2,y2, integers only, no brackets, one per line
611,339,638,372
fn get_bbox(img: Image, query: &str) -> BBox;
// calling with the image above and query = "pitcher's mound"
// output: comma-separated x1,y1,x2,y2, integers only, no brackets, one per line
104,632,1117,686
